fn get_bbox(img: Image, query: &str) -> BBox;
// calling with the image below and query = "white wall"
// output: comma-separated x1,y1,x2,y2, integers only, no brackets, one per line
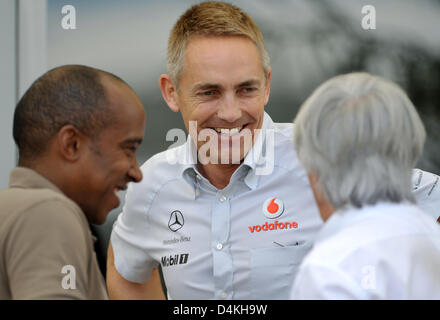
18,0,47,98
0,0,47,188
0,1,17,188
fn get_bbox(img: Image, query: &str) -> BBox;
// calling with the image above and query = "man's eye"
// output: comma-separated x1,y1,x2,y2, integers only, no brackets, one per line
126,146,137,154
202,91,214,96
242,87,256,93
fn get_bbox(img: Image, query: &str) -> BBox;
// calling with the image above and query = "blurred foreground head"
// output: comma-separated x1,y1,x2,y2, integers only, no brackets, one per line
13,65,146,224
293,72,426,214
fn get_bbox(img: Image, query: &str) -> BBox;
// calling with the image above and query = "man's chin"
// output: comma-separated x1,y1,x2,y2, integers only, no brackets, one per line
197,148,250,166
90,212,110,225
84,207,112,225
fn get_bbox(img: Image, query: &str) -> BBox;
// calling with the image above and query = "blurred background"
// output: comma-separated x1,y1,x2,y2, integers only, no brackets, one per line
1,0,439,275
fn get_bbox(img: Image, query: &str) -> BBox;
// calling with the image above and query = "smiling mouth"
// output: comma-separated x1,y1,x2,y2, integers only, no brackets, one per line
113,186,127,197
210,125,246,136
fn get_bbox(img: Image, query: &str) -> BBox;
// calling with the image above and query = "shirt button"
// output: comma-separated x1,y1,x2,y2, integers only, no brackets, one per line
216,243,223,250
220,292,227,299
219,195,227,202
196,174,202,180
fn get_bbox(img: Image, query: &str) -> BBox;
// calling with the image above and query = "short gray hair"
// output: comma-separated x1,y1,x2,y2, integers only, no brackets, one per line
293,72,426,209
167,1,270,86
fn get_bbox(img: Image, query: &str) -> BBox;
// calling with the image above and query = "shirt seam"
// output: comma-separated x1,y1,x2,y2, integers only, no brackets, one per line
142,176,193,226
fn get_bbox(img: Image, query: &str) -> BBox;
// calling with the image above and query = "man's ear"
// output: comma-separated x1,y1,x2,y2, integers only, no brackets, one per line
159,74,180,112
56,125,86,161
264,66,272,106
307,172,334,222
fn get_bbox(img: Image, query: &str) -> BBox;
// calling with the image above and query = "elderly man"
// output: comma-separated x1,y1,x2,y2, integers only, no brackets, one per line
290,72,440,299
0,65,145,299
107,2,439,300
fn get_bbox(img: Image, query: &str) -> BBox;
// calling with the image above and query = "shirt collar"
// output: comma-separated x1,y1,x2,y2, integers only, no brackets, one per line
178,136,201,200
178,112,275,195
242,112,274,190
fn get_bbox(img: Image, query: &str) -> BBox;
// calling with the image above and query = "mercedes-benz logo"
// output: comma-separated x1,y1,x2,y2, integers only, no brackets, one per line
168,210,184,232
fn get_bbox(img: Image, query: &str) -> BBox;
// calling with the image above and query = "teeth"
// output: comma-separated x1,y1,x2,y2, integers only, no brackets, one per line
213,126,243,135
229,128,240,135
114,188,120,196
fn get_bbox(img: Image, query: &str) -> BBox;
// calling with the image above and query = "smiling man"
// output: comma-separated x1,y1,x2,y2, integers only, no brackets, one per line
161,34,271,188
107,1,321,300
107,1,440,300
0,65,145,299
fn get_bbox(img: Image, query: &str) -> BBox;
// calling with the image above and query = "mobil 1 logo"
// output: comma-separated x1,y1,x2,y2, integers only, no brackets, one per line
161,253,189,267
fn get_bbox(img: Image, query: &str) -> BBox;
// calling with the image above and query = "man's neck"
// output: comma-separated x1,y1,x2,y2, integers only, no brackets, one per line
197,162,241,190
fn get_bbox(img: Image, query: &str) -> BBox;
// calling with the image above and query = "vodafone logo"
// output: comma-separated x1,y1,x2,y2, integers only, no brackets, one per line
248,198,297,233
262,197,284,219
249,220,298,233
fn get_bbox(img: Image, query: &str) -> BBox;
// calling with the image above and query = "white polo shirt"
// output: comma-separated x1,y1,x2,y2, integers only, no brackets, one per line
111,112,440,300
111,113,323,299
290,202,440,299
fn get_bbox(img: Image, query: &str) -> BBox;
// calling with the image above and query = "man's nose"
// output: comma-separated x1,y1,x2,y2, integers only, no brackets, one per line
217,94,242,123
128,163,143,183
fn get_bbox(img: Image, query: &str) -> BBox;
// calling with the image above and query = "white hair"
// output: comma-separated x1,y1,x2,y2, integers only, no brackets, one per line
293,72,426,209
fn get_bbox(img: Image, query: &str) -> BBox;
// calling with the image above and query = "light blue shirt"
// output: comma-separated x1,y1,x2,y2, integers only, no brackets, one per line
111,113,323,299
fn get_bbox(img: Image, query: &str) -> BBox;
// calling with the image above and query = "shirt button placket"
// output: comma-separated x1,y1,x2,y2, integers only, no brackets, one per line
212,192,233,299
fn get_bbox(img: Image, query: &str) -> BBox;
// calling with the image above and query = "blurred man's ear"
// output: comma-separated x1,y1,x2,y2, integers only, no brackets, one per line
159,74,180,112
56,125,85,161
307,172,334,222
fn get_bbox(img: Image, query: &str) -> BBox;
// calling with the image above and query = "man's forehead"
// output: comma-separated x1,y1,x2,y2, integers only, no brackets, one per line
98,79,145,136
185,35,260,61
183,39,264,84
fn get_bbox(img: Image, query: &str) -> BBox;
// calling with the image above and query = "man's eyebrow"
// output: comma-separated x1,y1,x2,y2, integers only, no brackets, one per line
121,138,143,145
192,83,222,93
235,79,261,88
192,79,262,93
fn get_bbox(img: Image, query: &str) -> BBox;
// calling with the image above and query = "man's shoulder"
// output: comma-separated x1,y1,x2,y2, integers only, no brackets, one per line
2,194,87,235
127,145,191,205
0,196,100,299
270,121,305,175
140,144,188,182
273,121,294,138
0,187,84,230
310,203,439,266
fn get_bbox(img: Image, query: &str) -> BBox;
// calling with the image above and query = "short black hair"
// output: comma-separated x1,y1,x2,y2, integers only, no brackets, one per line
13,65,126,161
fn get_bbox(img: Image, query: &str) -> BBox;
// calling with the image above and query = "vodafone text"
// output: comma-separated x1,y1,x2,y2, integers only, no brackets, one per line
248,220,298,233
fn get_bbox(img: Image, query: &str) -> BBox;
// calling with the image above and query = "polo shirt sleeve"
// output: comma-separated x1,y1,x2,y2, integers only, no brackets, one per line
290,262,369,300
412,169,440,221
110,180,157,283
6,200,93,299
